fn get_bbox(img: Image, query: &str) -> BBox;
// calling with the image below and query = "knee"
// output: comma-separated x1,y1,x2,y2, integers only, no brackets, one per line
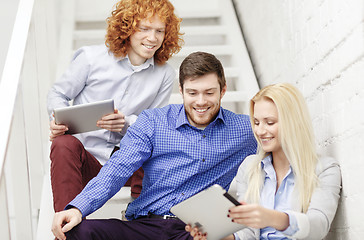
51,135,82,152
50,135,84,162
65,221,94,240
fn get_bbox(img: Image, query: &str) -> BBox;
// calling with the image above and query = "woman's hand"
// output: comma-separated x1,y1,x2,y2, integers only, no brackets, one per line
228,202,289,231
97,109,126,132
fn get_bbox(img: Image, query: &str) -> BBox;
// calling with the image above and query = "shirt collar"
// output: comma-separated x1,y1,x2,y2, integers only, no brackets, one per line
119,55,155,71
261,154,293,180
175,105,226,129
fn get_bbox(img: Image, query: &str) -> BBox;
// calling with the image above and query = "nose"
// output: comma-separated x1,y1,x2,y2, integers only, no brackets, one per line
255,123,266,136
196,94,207,106
147,30,157,42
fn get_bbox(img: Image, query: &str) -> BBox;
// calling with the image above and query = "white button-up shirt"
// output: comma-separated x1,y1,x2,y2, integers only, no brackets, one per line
47,44,175,164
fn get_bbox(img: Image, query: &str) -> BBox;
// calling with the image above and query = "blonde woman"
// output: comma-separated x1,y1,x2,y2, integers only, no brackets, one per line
187,83,341,240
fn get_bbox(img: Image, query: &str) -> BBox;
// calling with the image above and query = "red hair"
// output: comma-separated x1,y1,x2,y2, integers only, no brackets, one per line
105,0,183,65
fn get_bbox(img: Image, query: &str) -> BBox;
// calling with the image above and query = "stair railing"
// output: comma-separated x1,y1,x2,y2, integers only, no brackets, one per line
0,0,57,239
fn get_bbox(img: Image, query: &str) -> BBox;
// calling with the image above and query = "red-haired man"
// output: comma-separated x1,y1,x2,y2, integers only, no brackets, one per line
47,0,183,213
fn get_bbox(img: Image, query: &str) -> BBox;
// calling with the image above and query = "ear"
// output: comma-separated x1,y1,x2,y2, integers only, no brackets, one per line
179,85,183,95
220,85,227,98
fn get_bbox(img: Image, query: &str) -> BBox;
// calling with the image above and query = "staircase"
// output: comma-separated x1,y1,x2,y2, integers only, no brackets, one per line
0,0,258,239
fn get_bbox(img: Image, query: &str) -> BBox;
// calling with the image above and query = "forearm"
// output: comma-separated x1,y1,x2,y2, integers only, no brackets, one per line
268,209,289,231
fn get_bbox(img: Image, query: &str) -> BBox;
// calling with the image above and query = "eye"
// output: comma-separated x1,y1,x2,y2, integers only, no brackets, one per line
267,122,275,126
157,29,165,33
254,120,259,126
139,27,149,32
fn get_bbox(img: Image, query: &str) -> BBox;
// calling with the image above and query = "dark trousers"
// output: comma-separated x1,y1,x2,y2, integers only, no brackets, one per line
50,135,143,212
65,218,193,240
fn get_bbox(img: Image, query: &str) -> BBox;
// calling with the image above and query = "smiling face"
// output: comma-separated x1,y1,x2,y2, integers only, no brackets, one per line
128,14,165,66
180,73,226,129
253,98,282,154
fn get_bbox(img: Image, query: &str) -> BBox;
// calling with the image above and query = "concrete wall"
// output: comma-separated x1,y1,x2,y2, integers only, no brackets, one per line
234,0,364,238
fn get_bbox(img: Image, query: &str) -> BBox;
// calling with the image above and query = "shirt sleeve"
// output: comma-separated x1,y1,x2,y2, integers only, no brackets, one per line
120,64,175,135
145,64,175,109
280,211,299,235
236,155,256,201
66,110,155,217
234,227,257,240
47,48,90,119
282,157,341,240
234,155,260,239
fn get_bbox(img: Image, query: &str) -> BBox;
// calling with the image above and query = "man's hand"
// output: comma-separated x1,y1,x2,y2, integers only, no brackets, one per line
185,224,207,240
49,119,68,141
185,225,234,240
51,208,82,240
97,109,126,132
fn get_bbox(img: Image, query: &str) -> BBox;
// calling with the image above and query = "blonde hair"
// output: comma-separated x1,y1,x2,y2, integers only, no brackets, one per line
245,83,318,213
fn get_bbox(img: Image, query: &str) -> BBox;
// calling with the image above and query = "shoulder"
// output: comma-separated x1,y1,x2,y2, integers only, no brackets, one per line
139,104,181,122
315,156,341,187
72,44,111,63
133,105,181,133
238,154,258,174
222,109,251,126
153,62,176,78
316,156,340,175
221,109,254,138
154,62,174,71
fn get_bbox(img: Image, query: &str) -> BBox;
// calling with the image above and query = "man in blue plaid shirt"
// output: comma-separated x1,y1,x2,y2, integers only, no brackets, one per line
52,52,257,240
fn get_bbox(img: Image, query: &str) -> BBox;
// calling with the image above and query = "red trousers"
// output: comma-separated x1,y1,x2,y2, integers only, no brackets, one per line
50,135,143,212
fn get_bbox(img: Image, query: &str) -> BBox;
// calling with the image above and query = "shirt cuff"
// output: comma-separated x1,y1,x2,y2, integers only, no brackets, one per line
122,114,138,135
65,196,92,218
281,211,299,236
233,232,240,240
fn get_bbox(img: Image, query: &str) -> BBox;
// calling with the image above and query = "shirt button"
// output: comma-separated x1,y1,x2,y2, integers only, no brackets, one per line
202,158,205,162
125,90,129,95
181,193,185,196
202,135,206,138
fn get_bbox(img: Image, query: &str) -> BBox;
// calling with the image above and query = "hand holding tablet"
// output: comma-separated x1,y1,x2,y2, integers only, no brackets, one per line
53,99,114,134
171,184,245,240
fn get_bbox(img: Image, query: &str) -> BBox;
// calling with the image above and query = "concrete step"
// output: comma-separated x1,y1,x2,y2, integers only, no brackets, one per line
73,25,227,41
75,9,221,23
173,67,240,79
177,45,234,57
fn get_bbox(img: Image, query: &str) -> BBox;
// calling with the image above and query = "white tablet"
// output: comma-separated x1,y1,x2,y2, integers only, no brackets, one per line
54,99,114,134
170,184,245,240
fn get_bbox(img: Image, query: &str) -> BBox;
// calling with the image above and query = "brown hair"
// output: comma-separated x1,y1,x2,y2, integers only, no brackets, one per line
105,0,183,65
179,52,226,91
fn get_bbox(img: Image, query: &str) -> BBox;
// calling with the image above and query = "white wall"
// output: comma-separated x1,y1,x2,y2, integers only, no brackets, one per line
234,0,364,238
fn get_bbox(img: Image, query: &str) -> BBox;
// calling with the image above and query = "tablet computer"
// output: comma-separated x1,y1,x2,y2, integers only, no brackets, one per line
54,99,114,134
170,184,245,240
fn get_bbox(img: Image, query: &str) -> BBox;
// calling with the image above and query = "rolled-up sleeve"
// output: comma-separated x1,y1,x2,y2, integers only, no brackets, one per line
283,157,341,240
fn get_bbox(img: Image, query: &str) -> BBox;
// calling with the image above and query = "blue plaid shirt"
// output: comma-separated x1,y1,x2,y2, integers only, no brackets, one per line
68,104,257,220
